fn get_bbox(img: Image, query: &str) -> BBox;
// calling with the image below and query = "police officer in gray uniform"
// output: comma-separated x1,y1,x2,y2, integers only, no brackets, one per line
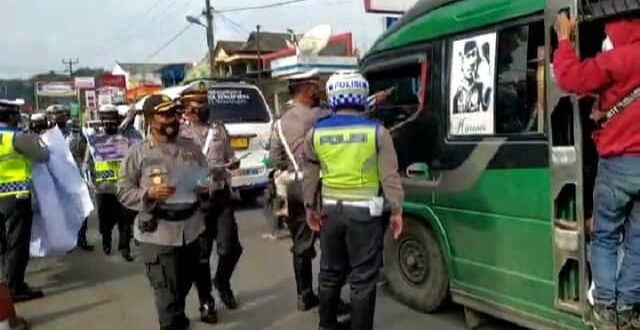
0,100,48,302
178,84,243,322
117,94,208,330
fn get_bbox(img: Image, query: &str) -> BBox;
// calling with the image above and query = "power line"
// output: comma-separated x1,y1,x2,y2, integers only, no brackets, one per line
113,0,172,43
217,0,315,13
145,25,192,60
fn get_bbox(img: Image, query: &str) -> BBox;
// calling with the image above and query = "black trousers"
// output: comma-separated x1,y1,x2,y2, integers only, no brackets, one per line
0,197,33,292
96,193,135,251
140,241,200,330
195,188,243,303
318,204,383,330
286,181,317,297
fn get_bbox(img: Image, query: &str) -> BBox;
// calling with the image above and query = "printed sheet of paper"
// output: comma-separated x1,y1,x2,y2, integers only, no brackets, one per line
164,165,210,205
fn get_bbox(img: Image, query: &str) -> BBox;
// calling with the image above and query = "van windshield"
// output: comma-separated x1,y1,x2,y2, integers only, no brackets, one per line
206,87,270,123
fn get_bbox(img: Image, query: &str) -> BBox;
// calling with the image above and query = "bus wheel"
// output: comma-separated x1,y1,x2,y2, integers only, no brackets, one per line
383,216,449,313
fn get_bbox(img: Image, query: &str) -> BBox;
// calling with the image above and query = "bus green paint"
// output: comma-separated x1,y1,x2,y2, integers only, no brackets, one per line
369,0,544,54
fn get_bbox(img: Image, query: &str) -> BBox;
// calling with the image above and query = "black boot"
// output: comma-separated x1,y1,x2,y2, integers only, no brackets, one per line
77,219,94,251
294,256,316,311
199,296,218,324
214,252,241,309
77,237,94,251
120,249,134,262
102,240,112,255
11,283,44,303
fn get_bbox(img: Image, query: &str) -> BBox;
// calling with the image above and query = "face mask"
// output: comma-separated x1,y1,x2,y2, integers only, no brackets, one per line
197,107,209,123
159,120,180,139
602,36,614,52
105,123,119,134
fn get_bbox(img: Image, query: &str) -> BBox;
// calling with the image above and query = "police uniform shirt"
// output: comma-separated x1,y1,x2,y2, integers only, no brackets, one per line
0,123,49,163
302,111,404,215
269,103,329,171
116,136,207,246
180,121,236,191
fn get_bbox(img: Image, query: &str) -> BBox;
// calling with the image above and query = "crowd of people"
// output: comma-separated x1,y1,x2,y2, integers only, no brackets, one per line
0,69,405,330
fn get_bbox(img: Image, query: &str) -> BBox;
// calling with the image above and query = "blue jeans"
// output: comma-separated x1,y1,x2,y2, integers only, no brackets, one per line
591,156,640,307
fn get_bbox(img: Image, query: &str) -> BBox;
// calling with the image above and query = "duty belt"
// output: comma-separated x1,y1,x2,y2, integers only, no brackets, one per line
152,203,199,222
323,198,369,208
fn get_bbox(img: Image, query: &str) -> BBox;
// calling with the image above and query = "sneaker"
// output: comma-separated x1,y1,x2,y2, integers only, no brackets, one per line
592,303,632,330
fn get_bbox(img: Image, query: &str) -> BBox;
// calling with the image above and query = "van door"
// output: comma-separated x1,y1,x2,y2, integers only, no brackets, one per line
545,0,590,318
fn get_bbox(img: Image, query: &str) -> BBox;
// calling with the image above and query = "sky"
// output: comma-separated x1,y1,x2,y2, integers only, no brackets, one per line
0,0,391,79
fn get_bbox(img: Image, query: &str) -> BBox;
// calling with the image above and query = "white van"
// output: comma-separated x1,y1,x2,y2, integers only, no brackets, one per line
135,80,272,201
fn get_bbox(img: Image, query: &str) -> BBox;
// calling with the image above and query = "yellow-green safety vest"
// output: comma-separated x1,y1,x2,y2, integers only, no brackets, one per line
312,115,380,201
93,160,121,183
0,130,31,198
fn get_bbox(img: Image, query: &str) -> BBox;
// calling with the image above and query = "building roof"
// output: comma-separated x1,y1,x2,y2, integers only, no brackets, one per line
116,62,191,75
216,41,246,55
242,32,292,53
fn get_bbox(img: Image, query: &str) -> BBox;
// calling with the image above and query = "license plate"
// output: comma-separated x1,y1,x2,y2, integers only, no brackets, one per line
231,137,249,149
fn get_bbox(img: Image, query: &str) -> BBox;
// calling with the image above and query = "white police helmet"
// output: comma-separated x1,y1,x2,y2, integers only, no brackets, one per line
326,71,370,112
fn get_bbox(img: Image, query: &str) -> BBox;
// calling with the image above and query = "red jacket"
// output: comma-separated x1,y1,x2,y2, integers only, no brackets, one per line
553,19,640,157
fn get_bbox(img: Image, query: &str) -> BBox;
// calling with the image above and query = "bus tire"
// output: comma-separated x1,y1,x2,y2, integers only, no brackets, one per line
383,216,449,313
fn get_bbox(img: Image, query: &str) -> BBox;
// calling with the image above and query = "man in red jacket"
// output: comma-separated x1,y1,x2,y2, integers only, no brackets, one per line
554,14,640,329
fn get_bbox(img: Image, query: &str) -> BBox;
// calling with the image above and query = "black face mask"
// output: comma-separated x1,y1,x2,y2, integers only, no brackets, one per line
159,120,180,139
105,123,119,135
197,107,209,123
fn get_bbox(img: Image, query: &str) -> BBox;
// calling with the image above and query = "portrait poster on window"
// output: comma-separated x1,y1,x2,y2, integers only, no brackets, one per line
449,32,496,135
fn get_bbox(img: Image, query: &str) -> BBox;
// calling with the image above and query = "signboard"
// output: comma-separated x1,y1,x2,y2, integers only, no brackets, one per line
98,74,127,106
270,55,358,78
85,90,97,109
364,0,417,14
35,81,77,97
99,74,127,89
74,77,95,90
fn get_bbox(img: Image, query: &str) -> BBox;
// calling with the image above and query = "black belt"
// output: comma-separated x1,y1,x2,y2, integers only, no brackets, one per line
152,203,199,222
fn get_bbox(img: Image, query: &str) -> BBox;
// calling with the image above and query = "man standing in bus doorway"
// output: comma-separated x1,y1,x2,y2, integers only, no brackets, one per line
0,100,48,302
269,69,328,311
554,13,640,329
177,84,243,323
302,71,404,330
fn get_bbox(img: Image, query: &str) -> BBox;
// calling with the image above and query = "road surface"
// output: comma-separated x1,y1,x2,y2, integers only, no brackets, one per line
18,200,520,330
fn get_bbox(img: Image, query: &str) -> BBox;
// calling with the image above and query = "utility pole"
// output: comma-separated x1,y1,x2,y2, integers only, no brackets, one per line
204,0,215,78
62,58,79,76
256,24,262,82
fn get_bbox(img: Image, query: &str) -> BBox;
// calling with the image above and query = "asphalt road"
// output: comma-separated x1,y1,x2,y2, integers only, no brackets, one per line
18,200,521,330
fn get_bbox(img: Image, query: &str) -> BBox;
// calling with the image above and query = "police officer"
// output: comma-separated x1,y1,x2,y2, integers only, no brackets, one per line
269,69,328,311
0,100,49,302
178,84,242,318
302,71,404,330
117,94,208,330
46,104,94,251
85,104,141,261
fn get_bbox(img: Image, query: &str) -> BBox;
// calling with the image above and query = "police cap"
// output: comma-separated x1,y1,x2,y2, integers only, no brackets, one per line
0,100,20,113
177,82,208,105
142,94,175,117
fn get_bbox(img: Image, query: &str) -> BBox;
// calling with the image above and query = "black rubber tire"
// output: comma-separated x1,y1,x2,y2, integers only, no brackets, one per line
384,215,449,313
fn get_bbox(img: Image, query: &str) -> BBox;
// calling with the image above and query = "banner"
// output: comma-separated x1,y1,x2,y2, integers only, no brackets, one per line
98,74,127,106
85,90,97,109
99,74,127,89
74,77,96,89
35,81,76,97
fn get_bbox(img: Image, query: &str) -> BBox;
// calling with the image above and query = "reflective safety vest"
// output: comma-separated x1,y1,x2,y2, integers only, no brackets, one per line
312,115,380,201
0,130,31,198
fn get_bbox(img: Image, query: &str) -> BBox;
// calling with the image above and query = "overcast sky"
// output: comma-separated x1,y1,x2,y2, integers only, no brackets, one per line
0,0,388,79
